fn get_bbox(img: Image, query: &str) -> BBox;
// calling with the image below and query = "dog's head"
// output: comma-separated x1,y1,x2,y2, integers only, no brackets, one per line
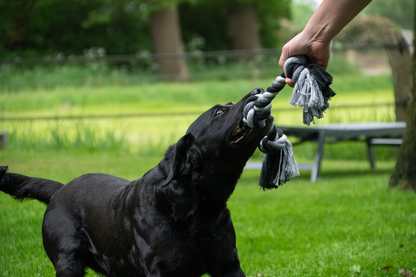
161,89,274,193
186,88,274,164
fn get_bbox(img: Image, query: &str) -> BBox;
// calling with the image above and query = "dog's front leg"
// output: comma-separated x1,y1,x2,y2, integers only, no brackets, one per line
205,212,247,277
208,259,245,277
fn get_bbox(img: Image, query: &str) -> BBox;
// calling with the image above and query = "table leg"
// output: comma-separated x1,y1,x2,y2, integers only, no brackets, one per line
311,130,325,182
366,138,376,170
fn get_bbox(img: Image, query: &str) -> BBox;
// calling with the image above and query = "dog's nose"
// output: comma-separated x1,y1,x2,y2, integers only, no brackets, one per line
249,87,265,95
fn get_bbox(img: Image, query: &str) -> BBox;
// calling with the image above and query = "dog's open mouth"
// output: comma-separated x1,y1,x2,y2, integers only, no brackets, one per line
229,120,251,144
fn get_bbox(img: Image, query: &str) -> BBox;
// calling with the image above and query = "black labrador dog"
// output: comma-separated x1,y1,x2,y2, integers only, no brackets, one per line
0,89,274,277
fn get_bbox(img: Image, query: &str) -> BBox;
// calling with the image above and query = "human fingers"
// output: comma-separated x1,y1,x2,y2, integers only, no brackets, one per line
278,46,290,72
279,33,309,72
306,41,331,70
285,77,294,88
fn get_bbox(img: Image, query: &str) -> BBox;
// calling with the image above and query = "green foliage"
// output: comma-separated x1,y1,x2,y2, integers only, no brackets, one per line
335,15,397,46
180,0,291,50
140,0,191,15
290,0,316,27
0,0,291,59
0,0,152,58
277,0,316,47
364,0,415,31
255,0,291,48
0,0,36,50
179,2,230,51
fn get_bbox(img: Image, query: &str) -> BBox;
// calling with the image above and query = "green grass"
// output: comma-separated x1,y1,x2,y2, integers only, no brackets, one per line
0,74,397,161
0,74,393,113
234,169,416,277
1,150,415,277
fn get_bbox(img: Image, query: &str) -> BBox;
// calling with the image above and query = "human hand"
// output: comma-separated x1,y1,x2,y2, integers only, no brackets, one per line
279,31,331,87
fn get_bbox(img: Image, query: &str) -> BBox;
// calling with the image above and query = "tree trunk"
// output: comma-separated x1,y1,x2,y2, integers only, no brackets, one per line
389,1,416,190
149,4,188,80
383,30,413,122
390,89,416,190
228,4,261,60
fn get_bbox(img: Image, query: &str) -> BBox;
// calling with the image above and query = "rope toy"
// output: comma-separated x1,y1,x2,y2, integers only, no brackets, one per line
243,55,336,189
243,84,299,189
285,55,336,126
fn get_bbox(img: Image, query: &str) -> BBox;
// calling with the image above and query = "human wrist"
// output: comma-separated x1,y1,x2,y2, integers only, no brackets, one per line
301,0,372,44
302,22,333,45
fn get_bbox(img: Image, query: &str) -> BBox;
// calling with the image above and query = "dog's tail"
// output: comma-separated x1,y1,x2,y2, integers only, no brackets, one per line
0,166,64,204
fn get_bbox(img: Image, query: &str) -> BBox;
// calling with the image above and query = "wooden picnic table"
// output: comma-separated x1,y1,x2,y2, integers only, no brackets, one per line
246,122,406,182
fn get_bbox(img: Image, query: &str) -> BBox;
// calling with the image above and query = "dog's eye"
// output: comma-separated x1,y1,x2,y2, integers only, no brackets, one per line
215,109,225,116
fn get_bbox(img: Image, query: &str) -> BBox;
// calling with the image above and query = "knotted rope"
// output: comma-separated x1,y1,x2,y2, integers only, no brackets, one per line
243,76,285,129
285,55,336,126
243,55,336,189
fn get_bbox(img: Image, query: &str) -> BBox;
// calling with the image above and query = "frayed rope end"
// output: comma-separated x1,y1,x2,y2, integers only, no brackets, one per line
285,56,336,126
258,127,299,190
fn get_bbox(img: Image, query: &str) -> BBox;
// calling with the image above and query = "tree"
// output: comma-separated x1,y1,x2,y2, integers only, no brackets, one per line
383,30,413,123
228,3,261,52
335,15,412,123
389,1,416,190
0,0,37,54
335,15,396,46
364,0,414,31
147,1,188,80
178,2,229,51
179,0,291,53
0,0,152,58
227,0,291,50
277,0,315,47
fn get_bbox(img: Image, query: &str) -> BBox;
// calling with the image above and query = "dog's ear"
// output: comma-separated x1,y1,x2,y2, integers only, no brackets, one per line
162,133,200,187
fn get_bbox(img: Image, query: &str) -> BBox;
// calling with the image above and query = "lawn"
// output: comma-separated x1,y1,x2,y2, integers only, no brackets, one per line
1,150,415,277
0,66,415,276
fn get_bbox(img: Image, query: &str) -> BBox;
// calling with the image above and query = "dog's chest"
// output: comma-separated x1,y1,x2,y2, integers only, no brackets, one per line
90,226,215,277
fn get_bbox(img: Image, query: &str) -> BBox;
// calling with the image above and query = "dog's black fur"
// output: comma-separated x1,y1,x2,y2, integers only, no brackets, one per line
0,89,274,277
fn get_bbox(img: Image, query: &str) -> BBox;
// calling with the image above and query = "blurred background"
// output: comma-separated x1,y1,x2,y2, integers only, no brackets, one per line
0,1,415,275
0,0,414,162
0,0,413,83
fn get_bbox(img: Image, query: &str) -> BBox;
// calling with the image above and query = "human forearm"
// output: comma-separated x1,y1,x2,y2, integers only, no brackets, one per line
303,0,372,43
279,0,372,78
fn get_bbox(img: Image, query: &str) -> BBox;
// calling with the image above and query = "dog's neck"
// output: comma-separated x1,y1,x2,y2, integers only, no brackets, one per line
137,162,243,234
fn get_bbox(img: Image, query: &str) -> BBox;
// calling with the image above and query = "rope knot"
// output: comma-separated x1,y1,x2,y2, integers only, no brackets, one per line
285,55,336,126
242,76,285,129
241,54,335,189
258,125,300,189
